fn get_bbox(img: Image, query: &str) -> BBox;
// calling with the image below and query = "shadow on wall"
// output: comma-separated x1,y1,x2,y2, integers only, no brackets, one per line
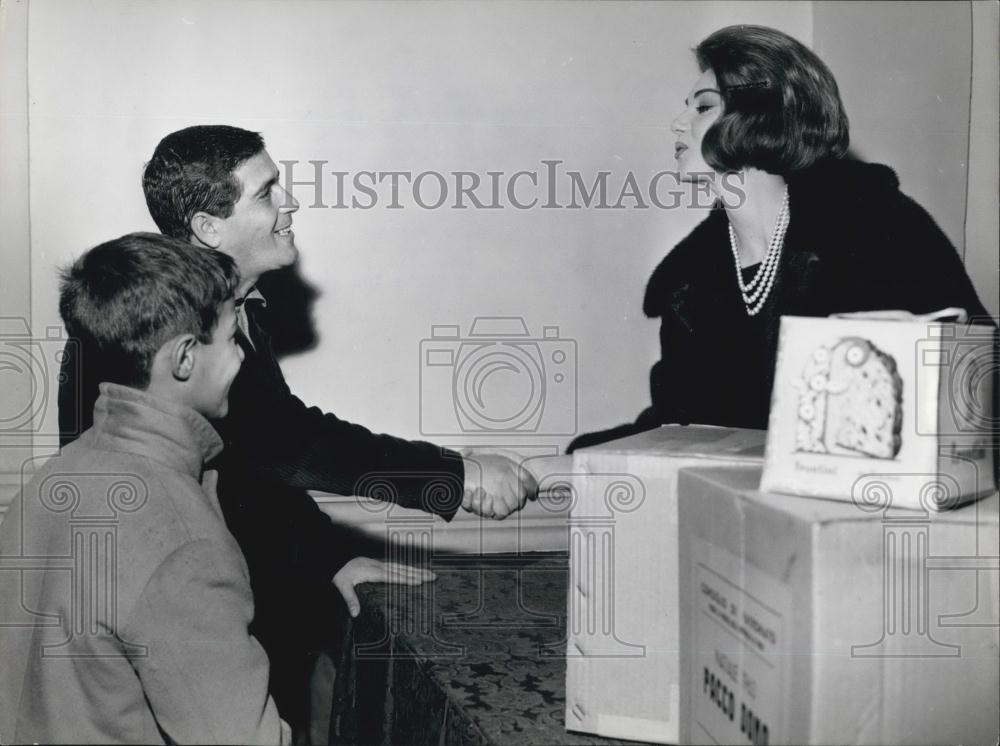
256,263,321,360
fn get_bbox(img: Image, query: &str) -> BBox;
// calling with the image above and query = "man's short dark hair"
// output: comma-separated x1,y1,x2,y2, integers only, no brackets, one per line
142,125,265,239
59,232,240,388
696,25,850,174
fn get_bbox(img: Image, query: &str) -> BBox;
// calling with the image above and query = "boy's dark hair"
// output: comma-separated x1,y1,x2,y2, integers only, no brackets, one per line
696,25,850,174
142,125,265,239
59,232,239,388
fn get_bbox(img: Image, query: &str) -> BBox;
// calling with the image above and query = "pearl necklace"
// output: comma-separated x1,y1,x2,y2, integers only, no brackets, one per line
728,186,790,316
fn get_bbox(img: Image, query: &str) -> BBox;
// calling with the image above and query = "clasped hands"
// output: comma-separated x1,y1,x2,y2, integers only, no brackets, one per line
459,450,538,520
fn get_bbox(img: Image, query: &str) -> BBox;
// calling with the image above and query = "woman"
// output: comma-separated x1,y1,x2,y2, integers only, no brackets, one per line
569,24,989,450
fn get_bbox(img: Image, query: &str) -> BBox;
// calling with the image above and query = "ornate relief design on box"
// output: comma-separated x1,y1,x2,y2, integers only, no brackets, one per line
793,337,903,459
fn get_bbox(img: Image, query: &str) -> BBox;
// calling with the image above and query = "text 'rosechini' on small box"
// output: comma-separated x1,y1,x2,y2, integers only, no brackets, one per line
559,425,766,744
678,466,999,746
762,313,997,510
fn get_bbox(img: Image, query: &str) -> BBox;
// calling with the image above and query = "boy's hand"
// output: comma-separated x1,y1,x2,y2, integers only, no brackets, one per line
332,557,436,617
460,451,538,520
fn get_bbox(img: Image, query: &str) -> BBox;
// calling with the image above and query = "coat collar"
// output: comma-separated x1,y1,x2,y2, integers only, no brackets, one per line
235,286,267,349
645,158,901,319
88,383,223,478
235,285,267,308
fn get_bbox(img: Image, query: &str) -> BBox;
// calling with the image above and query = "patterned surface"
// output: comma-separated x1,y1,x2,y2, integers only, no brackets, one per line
342,553,638,745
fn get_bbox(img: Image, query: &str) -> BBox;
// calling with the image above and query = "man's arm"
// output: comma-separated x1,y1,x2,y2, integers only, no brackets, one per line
123,538,290,745
223,308,533,519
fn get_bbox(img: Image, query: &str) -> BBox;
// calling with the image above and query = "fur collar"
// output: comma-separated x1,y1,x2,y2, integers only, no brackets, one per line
644,158,902,319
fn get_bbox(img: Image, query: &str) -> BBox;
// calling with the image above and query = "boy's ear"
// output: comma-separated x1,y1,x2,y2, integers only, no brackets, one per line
169,334,199,381
189,211,223,249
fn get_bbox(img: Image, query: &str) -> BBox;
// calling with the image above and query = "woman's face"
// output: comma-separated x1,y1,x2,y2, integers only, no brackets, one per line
670,68,723,182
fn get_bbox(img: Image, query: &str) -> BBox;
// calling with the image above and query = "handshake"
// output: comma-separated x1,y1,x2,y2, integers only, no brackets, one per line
459,450,540,520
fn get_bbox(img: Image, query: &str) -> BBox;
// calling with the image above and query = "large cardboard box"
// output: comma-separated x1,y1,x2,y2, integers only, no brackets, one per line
762,315,996,510
678,466,999,745
560,426,766,744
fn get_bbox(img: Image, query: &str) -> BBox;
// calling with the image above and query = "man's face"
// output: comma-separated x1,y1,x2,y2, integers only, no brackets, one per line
189,299,244,419
213,151,300,288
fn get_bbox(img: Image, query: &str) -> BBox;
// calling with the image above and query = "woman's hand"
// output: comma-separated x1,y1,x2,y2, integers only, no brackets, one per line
332,557,437,617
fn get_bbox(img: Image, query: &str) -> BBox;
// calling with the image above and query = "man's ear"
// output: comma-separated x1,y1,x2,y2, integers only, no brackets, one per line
190,211,223,249
168,334,199,381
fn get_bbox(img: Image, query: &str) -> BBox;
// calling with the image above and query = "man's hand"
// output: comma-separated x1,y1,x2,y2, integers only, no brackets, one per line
461,452,538,520
332,557,436,617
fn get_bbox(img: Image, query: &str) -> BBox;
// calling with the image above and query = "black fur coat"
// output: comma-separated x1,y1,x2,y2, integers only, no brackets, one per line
640,158,989,430
570,158,990,450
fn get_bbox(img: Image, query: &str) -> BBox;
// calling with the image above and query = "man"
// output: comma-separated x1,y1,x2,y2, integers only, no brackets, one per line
59,125,535,737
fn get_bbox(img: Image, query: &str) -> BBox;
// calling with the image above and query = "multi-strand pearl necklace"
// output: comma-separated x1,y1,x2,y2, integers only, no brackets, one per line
728,186,790,316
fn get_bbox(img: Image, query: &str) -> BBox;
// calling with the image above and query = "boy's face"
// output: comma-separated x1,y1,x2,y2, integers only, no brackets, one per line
212,151,300,291
189,300,244,418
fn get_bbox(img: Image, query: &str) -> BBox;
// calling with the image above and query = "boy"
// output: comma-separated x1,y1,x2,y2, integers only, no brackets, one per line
0,233,288,743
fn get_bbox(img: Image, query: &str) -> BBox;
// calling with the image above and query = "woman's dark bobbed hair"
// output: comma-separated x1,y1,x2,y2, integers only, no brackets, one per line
696,25,849,174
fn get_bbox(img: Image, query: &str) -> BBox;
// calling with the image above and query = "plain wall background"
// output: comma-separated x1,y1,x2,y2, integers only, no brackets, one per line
1,1,996,509
814,1,972,254
966,0,1000,308
0,0,33,510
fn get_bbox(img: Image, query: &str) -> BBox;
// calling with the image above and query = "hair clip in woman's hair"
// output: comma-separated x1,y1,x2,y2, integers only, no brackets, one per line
727,80,771,91
726,79,779,112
